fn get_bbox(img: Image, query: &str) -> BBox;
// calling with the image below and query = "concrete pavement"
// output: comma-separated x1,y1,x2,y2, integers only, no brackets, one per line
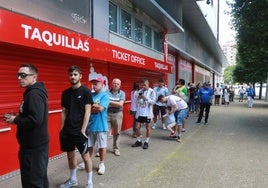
1,99,268,188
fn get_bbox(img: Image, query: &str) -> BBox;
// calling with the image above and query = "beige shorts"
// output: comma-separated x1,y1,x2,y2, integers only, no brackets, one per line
167,122,176,129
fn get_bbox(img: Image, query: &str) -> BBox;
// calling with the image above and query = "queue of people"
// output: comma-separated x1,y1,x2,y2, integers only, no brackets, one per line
4,63,257,188
211,83,255,108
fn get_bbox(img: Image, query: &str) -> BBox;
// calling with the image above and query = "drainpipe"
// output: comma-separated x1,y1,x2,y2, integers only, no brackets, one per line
265,73,268,102
162,28,168,64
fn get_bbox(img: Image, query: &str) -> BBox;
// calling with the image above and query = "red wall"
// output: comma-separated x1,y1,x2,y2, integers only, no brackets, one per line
0,43,165,176
0,44,89,175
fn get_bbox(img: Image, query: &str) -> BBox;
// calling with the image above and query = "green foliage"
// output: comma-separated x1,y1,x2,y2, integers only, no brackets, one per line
228,0,268,83
224,65,235,84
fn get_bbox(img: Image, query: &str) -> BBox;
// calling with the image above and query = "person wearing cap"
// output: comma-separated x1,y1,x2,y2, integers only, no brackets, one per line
88,77,110,175
59,65,93,188
107,78,126,156
196,82,213,124
157,94,188,143
77,77,110,175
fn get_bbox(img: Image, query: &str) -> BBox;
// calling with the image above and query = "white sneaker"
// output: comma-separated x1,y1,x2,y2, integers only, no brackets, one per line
95,152,100,157
114,149,120,156
98,163,105,175
162,125,167,130
59,178,78,188
77,162,85,170
151,125,156,129
86,183,93,188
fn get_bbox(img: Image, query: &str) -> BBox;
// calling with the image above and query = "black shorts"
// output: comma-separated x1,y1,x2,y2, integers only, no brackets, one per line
215,95,221,99
60,130,88,155
153,105,166,116
137,116,151,123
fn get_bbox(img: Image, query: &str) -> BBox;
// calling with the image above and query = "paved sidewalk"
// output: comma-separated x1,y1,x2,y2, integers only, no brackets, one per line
1,99,268,188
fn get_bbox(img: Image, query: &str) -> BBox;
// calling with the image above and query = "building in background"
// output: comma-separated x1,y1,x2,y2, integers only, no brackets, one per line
0,0,226,178
222,40,237,66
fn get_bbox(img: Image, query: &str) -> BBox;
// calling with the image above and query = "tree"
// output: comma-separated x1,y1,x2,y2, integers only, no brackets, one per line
224,65,236,84
228,0,268,84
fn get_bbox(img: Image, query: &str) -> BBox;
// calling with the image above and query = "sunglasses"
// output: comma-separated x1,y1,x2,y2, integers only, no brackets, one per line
16,73,34,79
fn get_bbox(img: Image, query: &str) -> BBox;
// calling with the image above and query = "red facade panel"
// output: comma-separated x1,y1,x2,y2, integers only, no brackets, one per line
0,44,166,176
0,43,91,175
0,9,169,177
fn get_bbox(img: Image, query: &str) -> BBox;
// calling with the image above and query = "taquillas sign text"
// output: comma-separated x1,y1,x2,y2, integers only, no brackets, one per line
0,8,172,73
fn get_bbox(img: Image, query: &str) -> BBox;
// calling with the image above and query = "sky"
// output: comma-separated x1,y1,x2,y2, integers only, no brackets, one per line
219,0,236,44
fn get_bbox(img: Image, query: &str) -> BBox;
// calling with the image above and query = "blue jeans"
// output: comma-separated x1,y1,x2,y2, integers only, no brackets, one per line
174,108,188,125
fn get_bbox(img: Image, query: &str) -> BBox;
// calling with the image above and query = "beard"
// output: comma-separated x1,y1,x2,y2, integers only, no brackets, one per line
70,79,80,85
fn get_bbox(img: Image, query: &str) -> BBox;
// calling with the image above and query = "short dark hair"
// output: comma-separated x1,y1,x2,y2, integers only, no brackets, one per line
159,78,164,83
68,65,82,74
20,64,38,74
157,94,165,101
141,78,149,83
133,82,139,90
178,79,185,85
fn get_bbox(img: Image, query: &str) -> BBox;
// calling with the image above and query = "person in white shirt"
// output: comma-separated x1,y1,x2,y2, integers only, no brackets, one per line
131,78,156,149
214,83,221,105
130,82,140,137
158,94,188,143
238,86,245,102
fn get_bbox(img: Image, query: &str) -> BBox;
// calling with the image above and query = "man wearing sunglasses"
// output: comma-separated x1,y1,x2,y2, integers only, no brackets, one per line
5,64,49,188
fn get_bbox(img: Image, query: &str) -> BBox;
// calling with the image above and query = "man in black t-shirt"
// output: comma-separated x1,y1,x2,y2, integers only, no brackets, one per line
59,65,94,188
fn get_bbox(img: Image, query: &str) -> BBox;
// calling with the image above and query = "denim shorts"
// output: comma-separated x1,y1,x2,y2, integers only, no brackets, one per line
174,108,188,125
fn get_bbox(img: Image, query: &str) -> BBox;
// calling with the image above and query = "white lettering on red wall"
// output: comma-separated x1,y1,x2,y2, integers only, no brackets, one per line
112,49,145,65
154,62,168,70
0,9,173,73
21,24,89,52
